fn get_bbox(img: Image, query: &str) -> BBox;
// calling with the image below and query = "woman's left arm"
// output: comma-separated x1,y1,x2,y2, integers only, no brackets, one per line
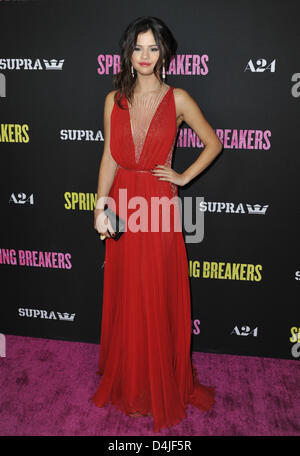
152,88,223,186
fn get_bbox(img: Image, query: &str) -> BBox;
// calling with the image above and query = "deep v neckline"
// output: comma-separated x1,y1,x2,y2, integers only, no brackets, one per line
125,85,172,165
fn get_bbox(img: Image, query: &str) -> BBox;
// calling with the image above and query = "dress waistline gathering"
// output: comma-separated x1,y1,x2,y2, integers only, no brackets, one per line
118,165,152,173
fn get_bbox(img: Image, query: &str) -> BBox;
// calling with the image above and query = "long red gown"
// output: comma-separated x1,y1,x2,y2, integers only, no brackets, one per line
91,83,216,432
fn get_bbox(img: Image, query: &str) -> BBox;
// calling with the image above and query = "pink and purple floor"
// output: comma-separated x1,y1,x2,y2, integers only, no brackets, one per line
0,334,299,436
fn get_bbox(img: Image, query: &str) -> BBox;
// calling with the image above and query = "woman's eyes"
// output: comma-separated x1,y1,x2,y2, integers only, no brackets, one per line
134,47,159,52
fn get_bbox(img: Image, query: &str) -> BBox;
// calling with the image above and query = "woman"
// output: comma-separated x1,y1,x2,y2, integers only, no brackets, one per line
91,16,222,433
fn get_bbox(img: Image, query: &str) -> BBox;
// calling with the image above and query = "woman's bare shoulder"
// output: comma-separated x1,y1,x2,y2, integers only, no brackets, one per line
106,89,118,96
105,89,119,103
103,90,119,116
172,87,193,117
173,87,192,102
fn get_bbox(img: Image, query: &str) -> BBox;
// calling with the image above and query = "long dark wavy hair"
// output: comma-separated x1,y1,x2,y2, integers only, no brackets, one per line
113,16,178,109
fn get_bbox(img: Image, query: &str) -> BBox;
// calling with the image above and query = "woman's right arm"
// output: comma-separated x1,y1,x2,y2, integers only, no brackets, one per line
94,90,118,237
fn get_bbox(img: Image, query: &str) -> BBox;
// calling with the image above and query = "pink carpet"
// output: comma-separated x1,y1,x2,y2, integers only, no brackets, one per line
0,334,299,436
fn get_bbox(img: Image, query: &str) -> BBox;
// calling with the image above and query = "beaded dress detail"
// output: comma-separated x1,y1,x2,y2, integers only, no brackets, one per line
91,84,216,433
128,84,170,164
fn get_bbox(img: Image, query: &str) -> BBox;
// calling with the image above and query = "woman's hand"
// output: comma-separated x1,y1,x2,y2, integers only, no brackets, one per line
151,165,188,187
94,208,115,239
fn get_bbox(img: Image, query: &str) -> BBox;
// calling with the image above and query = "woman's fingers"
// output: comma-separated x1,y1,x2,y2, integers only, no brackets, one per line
151,165,173,179
96,213,115,239
106,218,115,237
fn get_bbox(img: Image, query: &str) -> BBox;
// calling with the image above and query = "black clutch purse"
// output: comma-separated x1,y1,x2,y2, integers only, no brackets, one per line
100,204,126,241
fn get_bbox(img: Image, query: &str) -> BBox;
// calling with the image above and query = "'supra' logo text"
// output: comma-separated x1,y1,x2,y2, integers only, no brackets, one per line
18,308,75,321
0,59,64,70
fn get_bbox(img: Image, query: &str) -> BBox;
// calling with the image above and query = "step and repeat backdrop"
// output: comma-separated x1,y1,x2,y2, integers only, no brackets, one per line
0,0,299,361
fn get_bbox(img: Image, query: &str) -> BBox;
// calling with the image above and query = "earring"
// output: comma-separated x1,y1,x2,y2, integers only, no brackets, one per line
131,64,135,78
162,64,166,81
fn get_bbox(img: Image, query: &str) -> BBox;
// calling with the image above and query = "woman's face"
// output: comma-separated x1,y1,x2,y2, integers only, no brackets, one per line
131,29,161,77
